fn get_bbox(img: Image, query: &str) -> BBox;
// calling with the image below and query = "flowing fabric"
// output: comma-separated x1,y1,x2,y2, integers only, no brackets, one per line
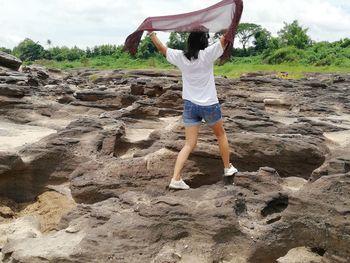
124,0,243,62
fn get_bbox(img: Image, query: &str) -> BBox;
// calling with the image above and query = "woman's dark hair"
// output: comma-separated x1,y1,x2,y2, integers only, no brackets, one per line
184,32,209,60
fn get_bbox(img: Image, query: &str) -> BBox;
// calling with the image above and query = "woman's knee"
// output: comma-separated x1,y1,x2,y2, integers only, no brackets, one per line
211,121,226,138
214,130,226,139
184,141,197,151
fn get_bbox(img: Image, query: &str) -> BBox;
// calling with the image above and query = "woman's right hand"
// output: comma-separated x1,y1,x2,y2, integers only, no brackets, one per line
220,35,228,49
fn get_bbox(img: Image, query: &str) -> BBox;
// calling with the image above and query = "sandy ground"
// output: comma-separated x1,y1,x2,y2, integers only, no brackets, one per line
0,120,56,152
125,128,155,143
324,130,350,148
269,116,298,125
19,190,76,233
124,116,181,143
121,117,180,158
281,177,308,192
266,111,350,151
1,186,76,233
277,246,324,263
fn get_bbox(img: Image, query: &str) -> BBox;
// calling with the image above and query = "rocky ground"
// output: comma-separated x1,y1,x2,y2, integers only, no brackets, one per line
0,52,349,263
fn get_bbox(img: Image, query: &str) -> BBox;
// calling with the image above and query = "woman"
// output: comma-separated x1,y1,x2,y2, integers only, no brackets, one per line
148,31,238,190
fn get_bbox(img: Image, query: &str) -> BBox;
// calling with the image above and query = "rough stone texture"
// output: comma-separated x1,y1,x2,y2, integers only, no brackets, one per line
246,173,350,263
0,216,41,249
0,67,349,262
0,52,22,71
0,84,27,97
19,190,76,232
2,226,84,263
277,247,325,263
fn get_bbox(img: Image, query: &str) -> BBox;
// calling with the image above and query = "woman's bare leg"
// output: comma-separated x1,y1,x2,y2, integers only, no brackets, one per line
211,120,230,168
172,125,200,181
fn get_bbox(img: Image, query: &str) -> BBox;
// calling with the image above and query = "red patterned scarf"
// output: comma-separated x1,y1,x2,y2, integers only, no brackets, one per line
124,0,243,62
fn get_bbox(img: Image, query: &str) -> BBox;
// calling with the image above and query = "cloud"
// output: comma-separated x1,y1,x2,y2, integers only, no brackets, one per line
0,0,349,49
243,0,350,41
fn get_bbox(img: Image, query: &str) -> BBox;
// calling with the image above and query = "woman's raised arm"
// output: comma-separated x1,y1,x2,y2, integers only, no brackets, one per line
220,35,228,49
148,31,167,55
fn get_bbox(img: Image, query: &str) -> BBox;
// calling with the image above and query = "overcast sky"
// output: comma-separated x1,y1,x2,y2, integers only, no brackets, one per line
1,0,350,49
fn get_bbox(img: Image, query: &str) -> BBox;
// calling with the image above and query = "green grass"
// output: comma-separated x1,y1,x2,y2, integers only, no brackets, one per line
35,56,174,70
214,63,350,79
35,57,350,79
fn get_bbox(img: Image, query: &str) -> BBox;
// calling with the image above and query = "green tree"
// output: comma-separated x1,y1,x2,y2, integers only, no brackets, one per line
213,30,225,40
278,20,312,49
13,38,45,61
0,47,12,54
236,23,261,51
86,47,92,58
48,46,65,61
339,38,350,48
253,28,272,53
47,39,52,49
46,46,84,61
268,37,282,50
136,36,157,59
167,32,189,50
97,44,118,56
112,46,126,59
66,46,85,61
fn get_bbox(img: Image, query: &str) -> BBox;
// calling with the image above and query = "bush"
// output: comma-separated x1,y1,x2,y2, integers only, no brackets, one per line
230,55,262,64
136,36,157,59
299,49,317,65
335,58,350,67
0,47,12,54
264,46,303,64
80,57,89,67
147,58,156,67
92,59,111,68
315,54,336,66
339,47,350,59
340,38,350,48
13,38,45,61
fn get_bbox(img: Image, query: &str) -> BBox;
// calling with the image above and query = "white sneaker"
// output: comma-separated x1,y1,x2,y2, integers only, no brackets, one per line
169,179,190,190
224,163,238,176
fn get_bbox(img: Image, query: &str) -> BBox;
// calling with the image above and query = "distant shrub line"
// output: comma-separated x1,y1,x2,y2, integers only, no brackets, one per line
1,20,349,67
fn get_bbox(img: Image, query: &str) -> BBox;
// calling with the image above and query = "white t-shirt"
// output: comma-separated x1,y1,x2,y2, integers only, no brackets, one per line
166,41,224,106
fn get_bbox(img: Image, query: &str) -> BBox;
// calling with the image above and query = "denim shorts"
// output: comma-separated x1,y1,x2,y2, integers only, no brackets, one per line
182,100,222,127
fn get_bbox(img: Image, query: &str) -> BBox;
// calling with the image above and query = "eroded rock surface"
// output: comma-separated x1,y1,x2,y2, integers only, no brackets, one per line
0,65,349,262
0,52,22,71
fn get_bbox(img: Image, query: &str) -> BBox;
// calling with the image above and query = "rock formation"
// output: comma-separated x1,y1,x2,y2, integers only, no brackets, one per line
0,60,349,262
0,52,22,71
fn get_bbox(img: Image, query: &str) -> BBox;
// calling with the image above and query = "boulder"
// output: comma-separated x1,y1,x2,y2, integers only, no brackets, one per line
74,90,116,101
0,51,22,71
248,173,350,263
0,84,27,97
